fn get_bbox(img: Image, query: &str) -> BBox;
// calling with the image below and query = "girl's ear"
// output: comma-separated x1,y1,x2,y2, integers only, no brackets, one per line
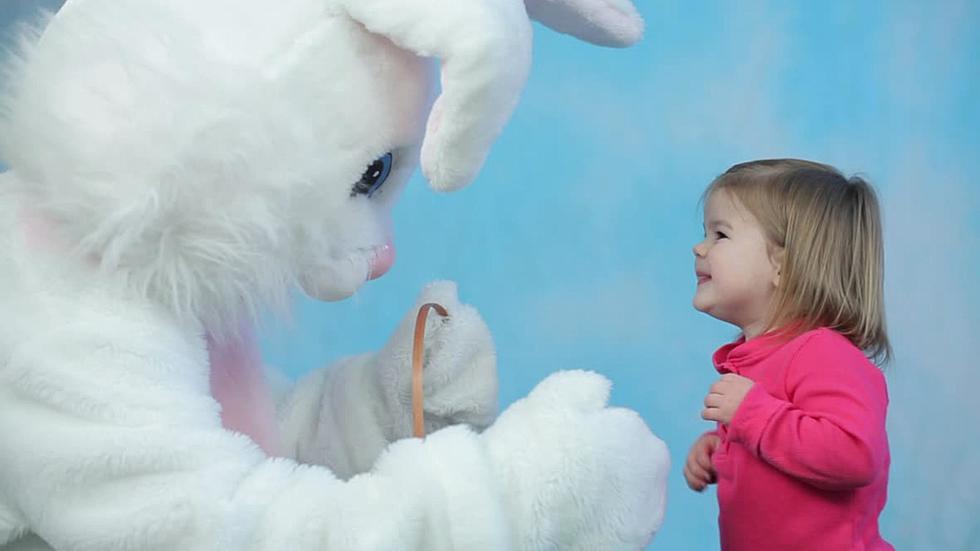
769,247,785,287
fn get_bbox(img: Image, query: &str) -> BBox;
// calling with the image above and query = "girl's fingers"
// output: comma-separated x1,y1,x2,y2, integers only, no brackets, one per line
696,449,714,472
687,434,721,490
701,407,721,421
703,392,724,408
684,464,707,491
686,458,711,482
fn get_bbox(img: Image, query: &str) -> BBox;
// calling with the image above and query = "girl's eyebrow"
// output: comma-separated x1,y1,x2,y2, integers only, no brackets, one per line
704,219,733,230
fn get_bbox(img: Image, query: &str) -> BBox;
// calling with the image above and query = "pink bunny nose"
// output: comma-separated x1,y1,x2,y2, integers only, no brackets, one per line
368,242,396,280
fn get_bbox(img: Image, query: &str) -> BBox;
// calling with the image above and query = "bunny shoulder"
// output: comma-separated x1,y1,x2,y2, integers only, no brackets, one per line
0,187,218,470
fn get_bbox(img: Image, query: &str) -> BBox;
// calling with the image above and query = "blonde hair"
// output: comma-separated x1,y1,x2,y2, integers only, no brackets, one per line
706,159,891,364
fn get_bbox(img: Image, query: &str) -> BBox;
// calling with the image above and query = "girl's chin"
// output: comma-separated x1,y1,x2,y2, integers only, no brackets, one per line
692,292,710,312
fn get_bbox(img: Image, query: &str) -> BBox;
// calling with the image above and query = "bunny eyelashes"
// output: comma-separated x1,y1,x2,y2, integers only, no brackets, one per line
351,152,394,198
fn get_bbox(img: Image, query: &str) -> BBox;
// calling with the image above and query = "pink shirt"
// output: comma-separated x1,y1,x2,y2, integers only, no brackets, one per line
711,328,892,551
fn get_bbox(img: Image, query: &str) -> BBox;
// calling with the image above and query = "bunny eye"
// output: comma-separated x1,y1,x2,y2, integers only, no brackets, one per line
351,152,393,198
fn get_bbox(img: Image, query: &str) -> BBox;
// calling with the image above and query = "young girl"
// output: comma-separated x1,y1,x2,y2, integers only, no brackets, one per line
684,159,893,550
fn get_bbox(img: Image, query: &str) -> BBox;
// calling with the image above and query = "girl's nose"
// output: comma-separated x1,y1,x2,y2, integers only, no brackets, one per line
692,241,706,257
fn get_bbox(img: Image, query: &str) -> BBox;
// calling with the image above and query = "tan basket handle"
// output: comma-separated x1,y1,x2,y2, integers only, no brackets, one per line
412,302,449,438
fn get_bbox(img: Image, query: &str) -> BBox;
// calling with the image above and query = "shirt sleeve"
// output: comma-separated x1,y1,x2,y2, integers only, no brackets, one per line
726,330,889,490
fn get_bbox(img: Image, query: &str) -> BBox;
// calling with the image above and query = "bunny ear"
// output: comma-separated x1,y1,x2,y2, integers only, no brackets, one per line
525,0,644,47
334,0,533,192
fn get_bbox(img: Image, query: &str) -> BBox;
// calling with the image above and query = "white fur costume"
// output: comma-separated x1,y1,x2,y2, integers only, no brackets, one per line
0,0,669,549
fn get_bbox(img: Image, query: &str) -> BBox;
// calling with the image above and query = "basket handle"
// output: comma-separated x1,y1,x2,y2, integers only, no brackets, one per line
412,302,449,438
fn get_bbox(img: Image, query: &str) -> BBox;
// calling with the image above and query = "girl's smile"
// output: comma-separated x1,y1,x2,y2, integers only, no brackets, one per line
692,189,781,339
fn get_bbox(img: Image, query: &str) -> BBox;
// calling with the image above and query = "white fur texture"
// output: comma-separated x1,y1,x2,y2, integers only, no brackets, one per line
0,225,669,548
526,0,645,46
278,281,499,479
0,0,644,332
0,0,664,549
0,0,431,333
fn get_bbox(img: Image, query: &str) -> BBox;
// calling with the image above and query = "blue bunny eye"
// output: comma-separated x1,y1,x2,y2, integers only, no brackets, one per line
351,152,393,198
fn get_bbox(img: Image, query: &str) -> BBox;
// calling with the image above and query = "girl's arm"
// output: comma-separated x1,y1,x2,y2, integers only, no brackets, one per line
726,330,889,490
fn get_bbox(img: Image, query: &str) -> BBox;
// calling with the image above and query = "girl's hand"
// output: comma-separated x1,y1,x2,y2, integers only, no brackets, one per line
701,373,755,425
683,432,721,492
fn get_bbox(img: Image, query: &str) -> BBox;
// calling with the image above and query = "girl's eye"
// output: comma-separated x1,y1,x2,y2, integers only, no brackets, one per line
715,231,728,239
351,152,393,198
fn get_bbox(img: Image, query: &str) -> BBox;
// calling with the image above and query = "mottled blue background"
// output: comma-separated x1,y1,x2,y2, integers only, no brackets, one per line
3,1,977,549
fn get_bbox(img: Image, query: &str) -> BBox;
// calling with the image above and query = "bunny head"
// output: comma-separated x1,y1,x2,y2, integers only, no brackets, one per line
0,0,643,333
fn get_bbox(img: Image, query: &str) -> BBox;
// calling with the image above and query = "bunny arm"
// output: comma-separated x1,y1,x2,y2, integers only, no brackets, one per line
0,305,514,550
275,343,497,478
274,354,401,479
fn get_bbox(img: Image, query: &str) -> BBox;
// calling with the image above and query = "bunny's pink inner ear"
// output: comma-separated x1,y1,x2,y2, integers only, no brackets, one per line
525,0,644,47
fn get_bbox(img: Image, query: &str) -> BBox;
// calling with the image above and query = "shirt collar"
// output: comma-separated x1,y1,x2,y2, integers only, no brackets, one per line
712,331,785,374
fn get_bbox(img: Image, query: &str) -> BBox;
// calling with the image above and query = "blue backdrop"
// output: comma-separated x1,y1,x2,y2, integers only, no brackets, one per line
3,1,978,549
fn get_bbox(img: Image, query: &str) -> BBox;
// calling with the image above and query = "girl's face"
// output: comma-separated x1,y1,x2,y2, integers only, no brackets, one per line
692,189,781,339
